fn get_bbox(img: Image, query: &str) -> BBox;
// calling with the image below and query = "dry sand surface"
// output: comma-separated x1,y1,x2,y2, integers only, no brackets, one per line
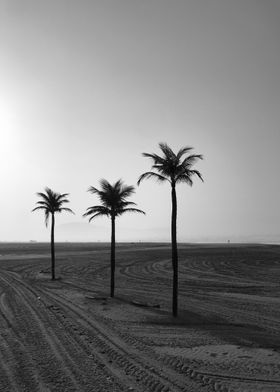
0,242,280,391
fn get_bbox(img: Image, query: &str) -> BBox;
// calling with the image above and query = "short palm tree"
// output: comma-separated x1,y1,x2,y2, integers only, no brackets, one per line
32,187,74,280
83,179,145,298
138,143,203,317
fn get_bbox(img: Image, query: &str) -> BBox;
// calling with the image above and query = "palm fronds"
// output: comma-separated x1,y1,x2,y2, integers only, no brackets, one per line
32,187,74,225
138,143,203,185
84,179,145,221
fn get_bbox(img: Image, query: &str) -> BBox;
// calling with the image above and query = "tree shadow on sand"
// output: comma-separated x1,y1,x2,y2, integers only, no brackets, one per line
135,306,280,350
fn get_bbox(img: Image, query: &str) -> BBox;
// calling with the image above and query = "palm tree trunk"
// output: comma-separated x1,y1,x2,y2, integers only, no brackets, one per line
110,215,116,297
171,183,178,317
51,213,55,280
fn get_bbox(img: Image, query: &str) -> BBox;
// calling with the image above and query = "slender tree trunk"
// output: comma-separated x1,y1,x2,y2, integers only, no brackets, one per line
110,215,116,297
51,213,55,280
171,183,178,317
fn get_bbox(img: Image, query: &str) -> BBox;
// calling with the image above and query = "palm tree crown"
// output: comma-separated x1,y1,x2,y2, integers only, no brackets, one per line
83,179,145,221
138,142,203,186
32,187,74,224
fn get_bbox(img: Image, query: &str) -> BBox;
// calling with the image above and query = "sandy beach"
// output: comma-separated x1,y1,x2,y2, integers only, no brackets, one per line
0,242,279,391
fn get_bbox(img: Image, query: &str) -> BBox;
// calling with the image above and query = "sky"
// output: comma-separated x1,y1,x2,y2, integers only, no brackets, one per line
0,0,280,242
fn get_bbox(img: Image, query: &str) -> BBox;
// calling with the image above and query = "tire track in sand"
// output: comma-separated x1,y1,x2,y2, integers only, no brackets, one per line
2,270,211,392
0,272,126,392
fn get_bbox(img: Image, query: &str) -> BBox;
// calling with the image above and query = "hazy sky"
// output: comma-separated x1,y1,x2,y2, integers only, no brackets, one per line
1,0,280,242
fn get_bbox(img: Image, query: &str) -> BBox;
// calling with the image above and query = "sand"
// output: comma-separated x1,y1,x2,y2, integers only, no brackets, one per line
0,242,279,391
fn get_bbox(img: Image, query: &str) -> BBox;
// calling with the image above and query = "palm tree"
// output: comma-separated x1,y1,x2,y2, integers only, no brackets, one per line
138,143,203,317
32,187,74,280
83,179,145,298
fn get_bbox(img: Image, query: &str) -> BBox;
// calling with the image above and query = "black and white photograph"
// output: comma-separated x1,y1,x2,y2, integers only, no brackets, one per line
0,0,280,391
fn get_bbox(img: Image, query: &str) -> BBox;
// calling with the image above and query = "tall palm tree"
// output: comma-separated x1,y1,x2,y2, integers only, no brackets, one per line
83,179,145,298
138,143,203,317
32,187,74,280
